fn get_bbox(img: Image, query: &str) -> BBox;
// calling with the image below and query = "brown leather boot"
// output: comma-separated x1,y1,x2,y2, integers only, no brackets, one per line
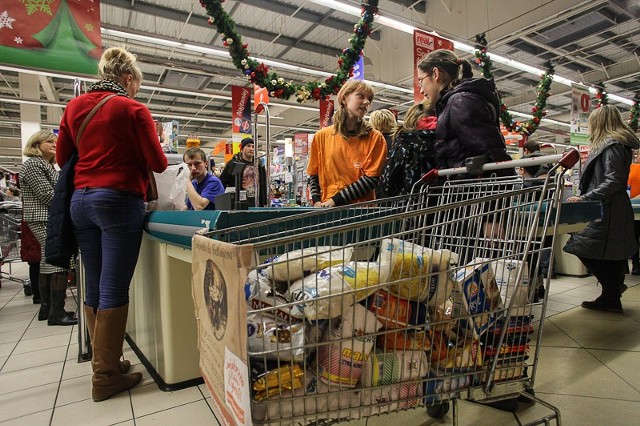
91,304,142,402
83,305,131,374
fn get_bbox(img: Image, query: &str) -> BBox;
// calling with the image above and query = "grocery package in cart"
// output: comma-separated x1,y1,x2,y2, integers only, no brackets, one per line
191,151,579,426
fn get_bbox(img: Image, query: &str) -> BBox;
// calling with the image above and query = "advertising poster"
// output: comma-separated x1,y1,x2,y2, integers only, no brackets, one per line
191,235,254,426
161,120,179,153
232,86,253,135
0,0,100,74
570,84,591,145
319,99,334,128
293,133,309,156
413,30,454,104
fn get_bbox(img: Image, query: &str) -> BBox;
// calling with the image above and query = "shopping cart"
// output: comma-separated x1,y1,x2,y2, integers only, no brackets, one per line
197,150,579,426
0,205,27,288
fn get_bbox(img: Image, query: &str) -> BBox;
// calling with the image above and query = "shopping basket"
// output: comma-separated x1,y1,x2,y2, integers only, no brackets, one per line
192,150,579,426
0,205,27,287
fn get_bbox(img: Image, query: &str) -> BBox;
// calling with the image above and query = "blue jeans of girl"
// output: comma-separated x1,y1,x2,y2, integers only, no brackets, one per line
71,188,145,310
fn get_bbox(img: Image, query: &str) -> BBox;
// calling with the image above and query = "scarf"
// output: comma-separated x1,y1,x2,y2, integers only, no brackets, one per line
87,79,128,97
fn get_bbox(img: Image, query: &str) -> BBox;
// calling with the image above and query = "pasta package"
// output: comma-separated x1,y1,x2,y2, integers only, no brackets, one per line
253,364,305,393
361,350,429,387
262,246,354,282
365,290,428,329
316,304,383,388
287,261,389,321
247,315,306,362
378,238,458,303
377,329,431,352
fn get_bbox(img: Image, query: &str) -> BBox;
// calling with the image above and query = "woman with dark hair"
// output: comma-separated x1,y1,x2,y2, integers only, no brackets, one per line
307,80,387,207
564,105,640,313
57,47,167,401
416,49,512,176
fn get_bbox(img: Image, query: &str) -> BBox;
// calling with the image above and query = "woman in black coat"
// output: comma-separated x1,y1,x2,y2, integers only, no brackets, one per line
416,49,512,177
564,105,640,313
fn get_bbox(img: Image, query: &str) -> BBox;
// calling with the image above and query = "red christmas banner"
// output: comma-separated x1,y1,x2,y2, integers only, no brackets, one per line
413,30,453,104
319,99,334,128
0,0,101,74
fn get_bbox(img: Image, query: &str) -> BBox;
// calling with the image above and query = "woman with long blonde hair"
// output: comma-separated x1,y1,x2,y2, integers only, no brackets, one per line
564,105,640,313
307,80,387,207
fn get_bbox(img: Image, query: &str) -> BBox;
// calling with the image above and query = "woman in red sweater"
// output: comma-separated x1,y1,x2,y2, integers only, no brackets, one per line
57,47,168,402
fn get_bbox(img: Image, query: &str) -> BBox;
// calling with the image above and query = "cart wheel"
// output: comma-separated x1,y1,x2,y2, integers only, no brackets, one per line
23,284,33,297
427,402,450,418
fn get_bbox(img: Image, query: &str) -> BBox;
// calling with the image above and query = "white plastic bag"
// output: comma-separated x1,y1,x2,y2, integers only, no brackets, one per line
153,163,190,210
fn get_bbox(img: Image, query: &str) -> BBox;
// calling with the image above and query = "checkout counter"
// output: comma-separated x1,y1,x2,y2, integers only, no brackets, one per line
125,201,601,391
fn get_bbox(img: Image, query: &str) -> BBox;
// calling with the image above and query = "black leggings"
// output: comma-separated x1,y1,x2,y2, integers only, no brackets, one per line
632,220,640,264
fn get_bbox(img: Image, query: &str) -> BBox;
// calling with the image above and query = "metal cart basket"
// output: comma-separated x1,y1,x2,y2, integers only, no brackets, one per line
199,150,579,426
0,205,27,286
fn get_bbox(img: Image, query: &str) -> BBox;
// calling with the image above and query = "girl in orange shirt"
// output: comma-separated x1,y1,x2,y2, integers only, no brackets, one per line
307,81,387,207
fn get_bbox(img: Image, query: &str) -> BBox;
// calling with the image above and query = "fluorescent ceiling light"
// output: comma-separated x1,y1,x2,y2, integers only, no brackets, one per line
305,2,633,106
509,111,570,128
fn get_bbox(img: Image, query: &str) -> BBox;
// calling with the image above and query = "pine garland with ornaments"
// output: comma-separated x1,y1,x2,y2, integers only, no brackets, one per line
198,0,379,103
473,34,554,136
629,94,639,132
594,82,608,108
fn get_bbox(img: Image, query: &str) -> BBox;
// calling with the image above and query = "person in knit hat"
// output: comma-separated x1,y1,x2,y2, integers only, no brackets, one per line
219,137,267,206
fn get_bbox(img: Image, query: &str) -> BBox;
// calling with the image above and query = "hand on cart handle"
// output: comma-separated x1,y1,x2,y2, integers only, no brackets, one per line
566,195,583,203
314,199,336,208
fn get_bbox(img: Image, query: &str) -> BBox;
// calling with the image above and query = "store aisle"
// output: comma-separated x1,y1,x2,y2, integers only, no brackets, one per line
1,262,639,426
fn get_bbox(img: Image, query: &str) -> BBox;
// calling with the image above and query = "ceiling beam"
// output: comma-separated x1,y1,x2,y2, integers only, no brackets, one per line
237,0,380,40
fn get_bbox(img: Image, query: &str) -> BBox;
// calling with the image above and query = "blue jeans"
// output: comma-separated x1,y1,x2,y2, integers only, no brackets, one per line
70,188,145,309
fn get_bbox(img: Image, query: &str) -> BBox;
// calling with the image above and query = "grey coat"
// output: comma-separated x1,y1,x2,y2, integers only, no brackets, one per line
564,138,638,260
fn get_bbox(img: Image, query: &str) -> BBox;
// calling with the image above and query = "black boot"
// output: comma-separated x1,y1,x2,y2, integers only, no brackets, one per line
29,262,41,304
581,295,623,313
48,272,77,326
37,274,51,321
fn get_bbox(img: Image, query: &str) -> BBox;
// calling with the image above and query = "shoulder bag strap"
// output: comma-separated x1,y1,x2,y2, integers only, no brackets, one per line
74,93,118,149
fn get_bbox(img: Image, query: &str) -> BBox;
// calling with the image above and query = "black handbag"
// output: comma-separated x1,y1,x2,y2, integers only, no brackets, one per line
45,94,116,269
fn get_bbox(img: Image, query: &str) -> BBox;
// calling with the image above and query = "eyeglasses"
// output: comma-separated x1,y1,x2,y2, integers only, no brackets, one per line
417,75,427,86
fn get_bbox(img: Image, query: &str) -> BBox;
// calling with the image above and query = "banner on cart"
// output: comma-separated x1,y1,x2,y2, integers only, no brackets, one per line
192,235,254,426
570,84,591,145
0,0,101,74
413,30,453,104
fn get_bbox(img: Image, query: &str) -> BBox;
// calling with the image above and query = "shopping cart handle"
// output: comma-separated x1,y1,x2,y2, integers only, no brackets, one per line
420,169,439,184
559,149,580,169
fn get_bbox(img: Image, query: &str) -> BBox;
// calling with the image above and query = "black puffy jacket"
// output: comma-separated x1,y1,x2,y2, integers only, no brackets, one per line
564,139,639,260
434,78,512,176
381,129,436,197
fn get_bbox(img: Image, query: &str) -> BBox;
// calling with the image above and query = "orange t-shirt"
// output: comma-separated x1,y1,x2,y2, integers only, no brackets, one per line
307,126,387,203
628,163,640,198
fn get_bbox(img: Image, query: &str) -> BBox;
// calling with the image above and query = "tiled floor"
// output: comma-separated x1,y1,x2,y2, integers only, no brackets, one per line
1,261,639,425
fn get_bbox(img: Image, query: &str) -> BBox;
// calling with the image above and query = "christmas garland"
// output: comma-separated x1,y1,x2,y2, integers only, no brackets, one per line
198,0,379,103
474,34,554,136
594,82,608,108
629,94,639,132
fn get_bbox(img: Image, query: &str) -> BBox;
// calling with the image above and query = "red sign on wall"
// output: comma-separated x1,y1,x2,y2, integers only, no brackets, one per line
319,99,334,128
413,30,454,104
231,86,252,135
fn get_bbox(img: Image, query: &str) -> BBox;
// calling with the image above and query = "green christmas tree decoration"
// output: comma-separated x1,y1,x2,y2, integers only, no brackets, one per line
473,34,554,136
594,82,608,108
198,0,379,103
20,0,55,16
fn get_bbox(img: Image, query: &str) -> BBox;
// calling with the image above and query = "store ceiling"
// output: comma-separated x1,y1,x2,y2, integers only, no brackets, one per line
0,0,639,168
